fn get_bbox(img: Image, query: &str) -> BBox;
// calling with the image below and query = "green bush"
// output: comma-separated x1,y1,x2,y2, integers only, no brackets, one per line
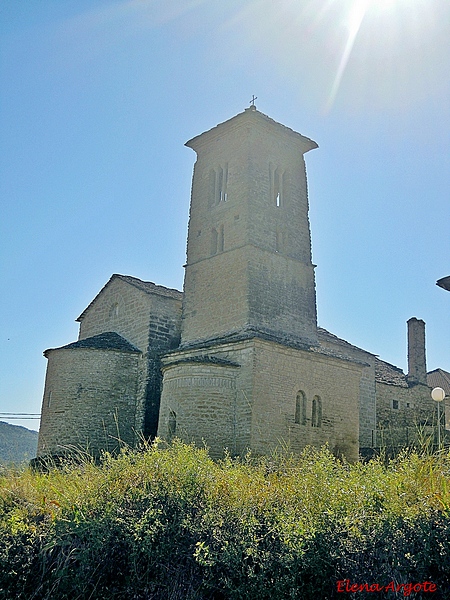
0,442,449,599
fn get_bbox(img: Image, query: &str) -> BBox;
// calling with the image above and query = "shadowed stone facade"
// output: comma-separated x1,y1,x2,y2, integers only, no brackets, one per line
37,107,441,462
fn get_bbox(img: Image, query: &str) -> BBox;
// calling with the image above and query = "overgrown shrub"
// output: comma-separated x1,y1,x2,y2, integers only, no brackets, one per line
0,442,449,599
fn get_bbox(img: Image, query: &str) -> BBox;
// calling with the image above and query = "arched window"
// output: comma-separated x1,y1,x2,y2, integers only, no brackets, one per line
275,229,285,253
209,169,216,207
295,391,307,425
210,164,228,206
311,395,322,428
219,163,228,202
211,226,224,255
109,302,119,319
168,410,177,441
211,228,218,255
218,224,224,252
269,165,287,207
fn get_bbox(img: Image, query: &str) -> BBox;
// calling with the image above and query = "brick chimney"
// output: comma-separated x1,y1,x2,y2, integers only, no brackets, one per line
407,318,427,385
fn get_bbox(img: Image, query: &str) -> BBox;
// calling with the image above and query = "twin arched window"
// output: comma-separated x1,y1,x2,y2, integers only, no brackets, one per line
295,391,322,428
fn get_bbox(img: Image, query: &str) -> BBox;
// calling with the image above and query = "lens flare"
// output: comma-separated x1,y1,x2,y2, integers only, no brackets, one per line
325,0,370,112
324,0,429,111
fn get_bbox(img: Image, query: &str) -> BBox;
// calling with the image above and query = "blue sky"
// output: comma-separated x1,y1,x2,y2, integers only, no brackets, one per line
1,0,449,431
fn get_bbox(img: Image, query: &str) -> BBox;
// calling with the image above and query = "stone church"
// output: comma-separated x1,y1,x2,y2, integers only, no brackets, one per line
37,106,440,463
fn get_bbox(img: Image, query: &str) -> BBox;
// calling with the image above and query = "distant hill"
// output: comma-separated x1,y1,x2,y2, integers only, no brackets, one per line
0,421,38,465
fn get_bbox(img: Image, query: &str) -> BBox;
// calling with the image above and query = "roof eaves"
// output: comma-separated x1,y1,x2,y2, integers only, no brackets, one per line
44,332,141,356
186,107,318,153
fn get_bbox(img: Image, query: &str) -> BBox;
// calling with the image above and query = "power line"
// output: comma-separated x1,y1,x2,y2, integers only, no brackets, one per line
0,413,40,420
0,413,40,415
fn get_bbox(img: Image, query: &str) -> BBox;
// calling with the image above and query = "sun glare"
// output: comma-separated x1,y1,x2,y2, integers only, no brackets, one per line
370,0,397,10
323,0,430,111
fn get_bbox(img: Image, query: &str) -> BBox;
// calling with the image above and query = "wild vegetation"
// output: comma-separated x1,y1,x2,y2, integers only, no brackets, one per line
1,441,449,599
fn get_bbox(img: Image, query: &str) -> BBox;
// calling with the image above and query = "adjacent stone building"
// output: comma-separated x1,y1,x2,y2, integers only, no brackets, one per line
37,106,441,462
39,275,182,457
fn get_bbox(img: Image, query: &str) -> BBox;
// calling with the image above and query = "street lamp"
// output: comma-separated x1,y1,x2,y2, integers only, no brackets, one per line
436,276,450,291
431,387,446,448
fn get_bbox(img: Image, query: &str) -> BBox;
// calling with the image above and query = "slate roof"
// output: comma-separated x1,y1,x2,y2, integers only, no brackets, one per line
164,355,240,368
318,328,375,356
44,332,141,356
77,274,182,322
319,328,417,388
375,358,409,388
427,368,450,395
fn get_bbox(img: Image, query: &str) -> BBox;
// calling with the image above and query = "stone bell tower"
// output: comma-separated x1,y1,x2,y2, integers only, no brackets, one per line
180,105,319,349
158,107,362,461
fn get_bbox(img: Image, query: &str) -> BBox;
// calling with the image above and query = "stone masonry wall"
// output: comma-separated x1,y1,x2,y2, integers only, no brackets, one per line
181,246,250,345
37,346,140,457
77,277,182,442
78,277,153,351
159,340,257,457
159,337,362,462
141,292,182,439
246,246,317,347
318,330,376,449
158,361,239,458
376,381,435,450
251,339,362,462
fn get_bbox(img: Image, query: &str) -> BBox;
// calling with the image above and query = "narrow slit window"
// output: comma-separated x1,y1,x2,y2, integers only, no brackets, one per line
218,224,224,252
109,302,119,319
275,229,285,253
270,164,285,207
220,163,228,202
217,168,223,203
295,391,307,425
209,169,216,207
211,228,218,255
212,164,229,205
312,395,322,428
168,410,177,440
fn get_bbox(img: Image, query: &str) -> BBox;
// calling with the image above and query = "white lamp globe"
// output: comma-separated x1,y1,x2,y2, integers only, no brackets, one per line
431,387,445,402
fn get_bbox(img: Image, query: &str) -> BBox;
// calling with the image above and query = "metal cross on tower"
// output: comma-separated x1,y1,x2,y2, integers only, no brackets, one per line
249,95,257,107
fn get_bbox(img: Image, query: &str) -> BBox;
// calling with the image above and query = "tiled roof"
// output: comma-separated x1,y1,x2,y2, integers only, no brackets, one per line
77,274,182,322
427,369,450,395
375,358,408,387
44,332,141,356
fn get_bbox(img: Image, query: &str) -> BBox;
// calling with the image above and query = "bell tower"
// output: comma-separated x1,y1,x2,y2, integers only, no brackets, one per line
180,106,319,349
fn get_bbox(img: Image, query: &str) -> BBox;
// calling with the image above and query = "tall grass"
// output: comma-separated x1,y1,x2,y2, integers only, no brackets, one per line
1,442,449,599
